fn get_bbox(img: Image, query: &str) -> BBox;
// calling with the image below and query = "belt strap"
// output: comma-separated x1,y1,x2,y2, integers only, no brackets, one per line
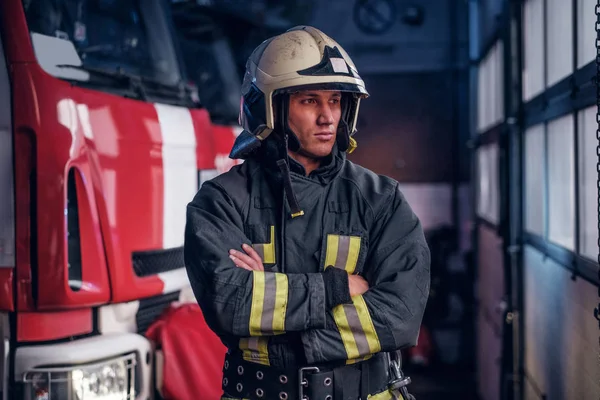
223,352,390,400
303,354,389,400
306,367,361,400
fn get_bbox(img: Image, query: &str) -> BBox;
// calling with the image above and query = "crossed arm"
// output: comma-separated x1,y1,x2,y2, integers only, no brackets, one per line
229,244,369,297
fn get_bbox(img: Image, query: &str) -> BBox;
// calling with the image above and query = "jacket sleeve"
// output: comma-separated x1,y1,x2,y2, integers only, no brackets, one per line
184,180,327,342
301,183,431,365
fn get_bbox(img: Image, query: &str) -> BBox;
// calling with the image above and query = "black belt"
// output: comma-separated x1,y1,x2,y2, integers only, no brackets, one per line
222,352,390,400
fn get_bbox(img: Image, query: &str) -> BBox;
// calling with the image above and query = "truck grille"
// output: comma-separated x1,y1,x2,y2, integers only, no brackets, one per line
136,291,181,335
131,246,185,277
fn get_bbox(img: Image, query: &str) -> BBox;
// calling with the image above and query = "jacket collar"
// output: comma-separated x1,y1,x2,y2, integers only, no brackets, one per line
254,135,345,185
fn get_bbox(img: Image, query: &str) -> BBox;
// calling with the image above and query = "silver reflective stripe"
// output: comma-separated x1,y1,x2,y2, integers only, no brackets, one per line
260,273,277,332
343,304,371,357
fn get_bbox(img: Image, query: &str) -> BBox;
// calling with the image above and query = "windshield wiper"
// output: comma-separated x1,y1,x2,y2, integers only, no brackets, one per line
139,76,198,104
55,64,146,99
56,64,130,82
56,64,197,105
77,44,116,56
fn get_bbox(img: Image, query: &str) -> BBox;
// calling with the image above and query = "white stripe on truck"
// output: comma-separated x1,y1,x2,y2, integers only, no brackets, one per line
154,103,198,249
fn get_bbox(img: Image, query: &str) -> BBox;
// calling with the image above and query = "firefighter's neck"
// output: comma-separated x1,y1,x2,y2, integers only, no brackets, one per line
287,150,322,176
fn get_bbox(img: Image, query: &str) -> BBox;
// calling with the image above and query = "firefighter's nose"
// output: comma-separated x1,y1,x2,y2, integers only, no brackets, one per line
318,105,335,125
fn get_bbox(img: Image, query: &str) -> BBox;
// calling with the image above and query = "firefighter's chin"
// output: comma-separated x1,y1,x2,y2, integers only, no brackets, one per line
302,140,336,159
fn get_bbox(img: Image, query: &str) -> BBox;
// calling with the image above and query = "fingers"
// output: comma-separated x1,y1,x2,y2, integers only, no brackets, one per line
229,251,255,270
230,254,253,271
229,245,264,271
348,274,369,297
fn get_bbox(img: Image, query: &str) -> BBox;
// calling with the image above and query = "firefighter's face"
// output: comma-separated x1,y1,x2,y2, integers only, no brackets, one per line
287,90,341,159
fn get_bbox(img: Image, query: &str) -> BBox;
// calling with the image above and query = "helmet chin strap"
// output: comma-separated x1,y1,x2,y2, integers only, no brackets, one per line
336,94,353,152
336,119,351,152
276,95,301,153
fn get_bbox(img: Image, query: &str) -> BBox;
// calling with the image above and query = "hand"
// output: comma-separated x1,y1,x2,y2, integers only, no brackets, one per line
229,244,264,272
348,274,369,297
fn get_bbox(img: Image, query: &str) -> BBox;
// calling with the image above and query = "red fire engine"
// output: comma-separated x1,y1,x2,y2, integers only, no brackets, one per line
0,1,237,398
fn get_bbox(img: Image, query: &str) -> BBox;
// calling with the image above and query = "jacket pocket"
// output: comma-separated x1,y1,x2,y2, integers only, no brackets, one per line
320,232,368,274
245,224,276,265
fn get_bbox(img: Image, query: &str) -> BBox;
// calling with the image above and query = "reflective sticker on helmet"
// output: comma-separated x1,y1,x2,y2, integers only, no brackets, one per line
330,58,349,74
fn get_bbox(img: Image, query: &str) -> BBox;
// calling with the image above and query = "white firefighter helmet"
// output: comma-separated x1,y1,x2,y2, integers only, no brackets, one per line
231,25,369,159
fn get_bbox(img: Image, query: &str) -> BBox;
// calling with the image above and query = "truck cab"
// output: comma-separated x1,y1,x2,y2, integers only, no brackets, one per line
0,1,221,398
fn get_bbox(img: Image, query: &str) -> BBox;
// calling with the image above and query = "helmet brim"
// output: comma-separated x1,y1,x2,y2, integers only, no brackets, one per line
273,82,368,98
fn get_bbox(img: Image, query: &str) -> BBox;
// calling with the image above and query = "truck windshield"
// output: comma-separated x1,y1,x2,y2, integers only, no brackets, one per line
22,0,184,96
178,33,241,124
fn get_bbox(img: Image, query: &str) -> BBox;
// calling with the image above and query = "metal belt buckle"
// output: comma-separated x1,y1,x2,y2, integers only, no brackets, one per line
298,366,320,399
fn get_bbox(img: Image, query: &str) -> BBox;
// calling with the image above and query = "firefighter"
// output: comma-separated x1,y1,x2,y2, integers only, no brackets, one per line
184,26,430,400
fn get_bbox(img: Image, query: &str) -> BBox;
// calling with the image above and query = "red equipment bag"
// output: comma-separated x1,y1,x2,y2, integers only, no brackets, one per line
146,303,227,400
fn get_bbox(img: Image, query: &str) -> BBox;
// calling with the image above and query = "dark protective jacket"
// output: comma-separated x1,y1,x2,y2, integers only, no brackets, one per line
184,140,431,374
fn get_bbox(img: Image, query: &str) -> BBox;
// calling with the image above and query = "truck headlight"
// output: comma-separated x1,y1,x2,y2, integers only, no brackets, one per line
23,353,137,400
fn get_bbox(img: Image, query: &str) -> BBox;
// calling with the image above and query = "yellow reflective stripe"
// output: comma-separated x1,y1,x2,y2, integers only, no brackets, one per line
345,236,361,274
324,234,339,269
239,337,270,366
250,272,288,336
272,273,288,334
345,354,372,365
354,295,381,353
332,303,360,359
324,234,362,273
333,295,381,362
249,272,265,336
262,226,276,264
367,389,403,400
251,226,276,264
